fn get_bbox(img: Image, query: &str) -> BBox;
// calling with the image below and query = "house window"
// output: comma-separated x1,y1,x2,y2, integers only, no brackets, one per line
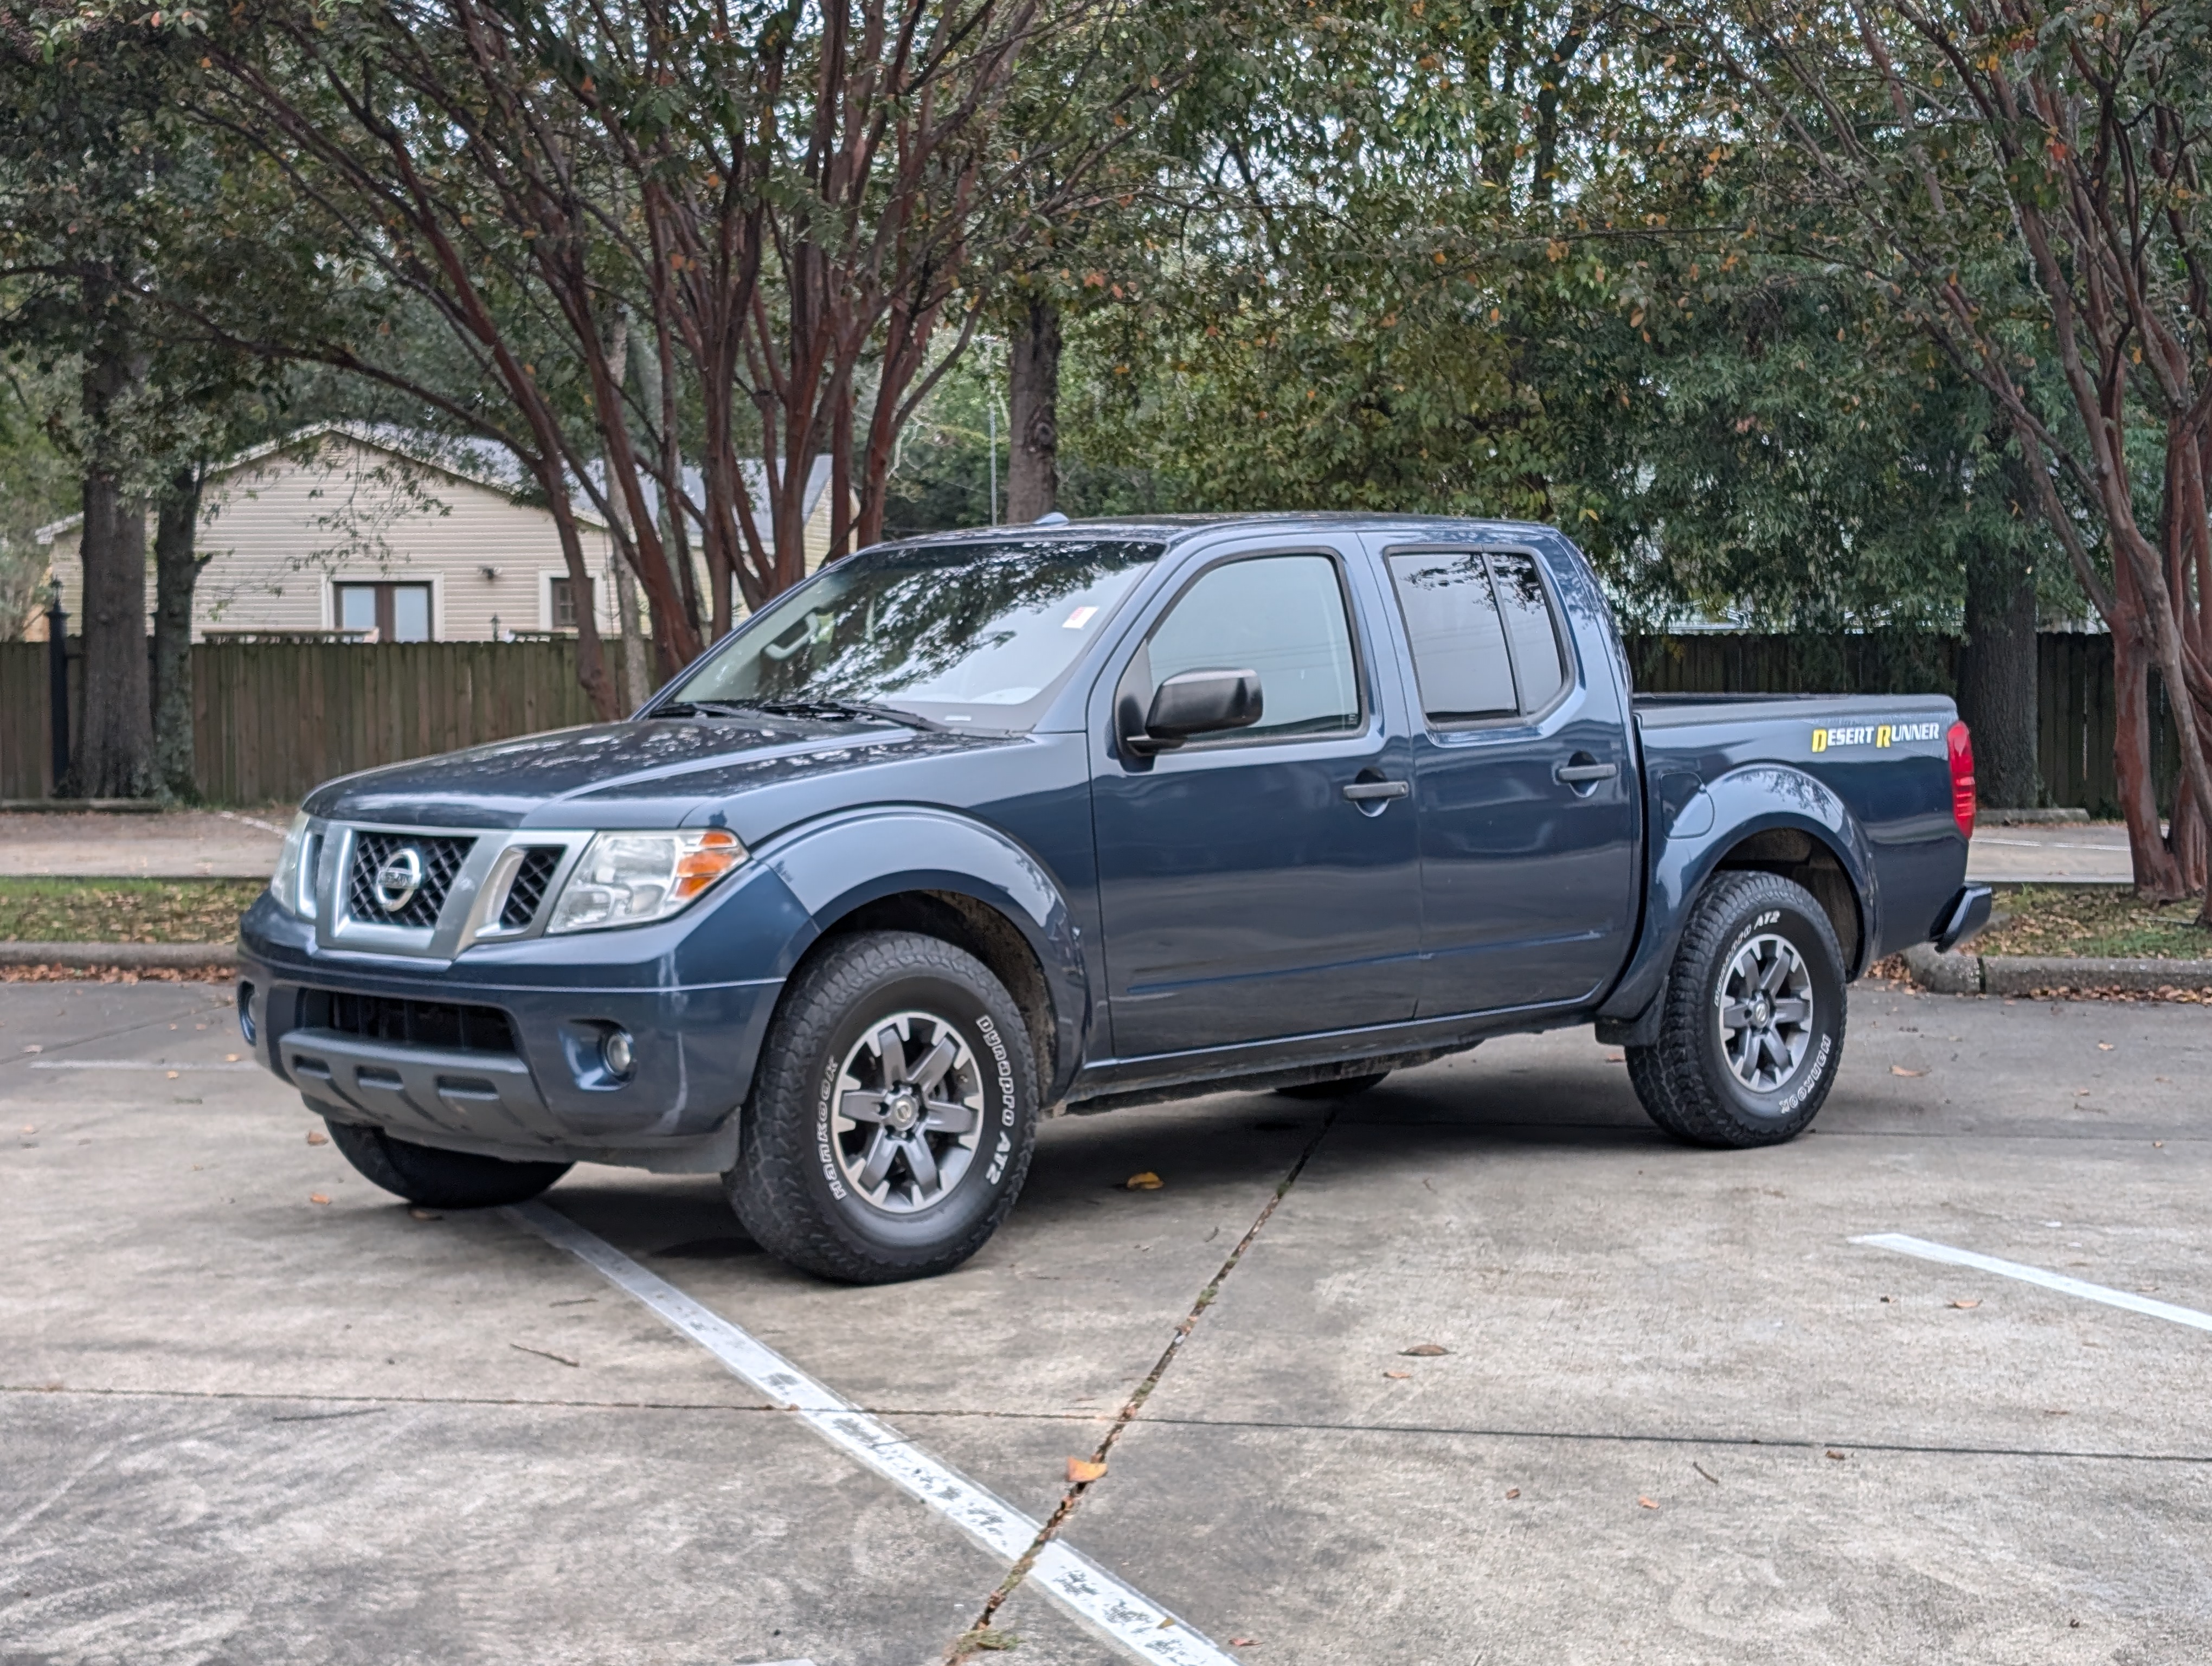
335,582,433,642
549,576,587,631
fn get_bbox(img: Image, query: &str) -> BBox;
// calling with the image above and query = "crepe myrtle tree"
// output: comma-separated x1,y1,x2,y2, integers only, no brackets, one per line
1670,0,2212,914
153,0,1163,725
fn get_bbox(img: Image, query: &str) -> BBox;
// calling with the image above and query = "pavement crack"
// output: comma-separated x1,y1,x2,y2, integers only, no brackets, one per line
948,1107,1339,1659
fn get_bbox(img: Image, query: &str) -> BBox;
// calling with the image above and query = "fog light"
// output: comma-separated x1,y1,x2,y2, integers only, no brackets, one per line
237,982,257,1046
601,1028,634,1078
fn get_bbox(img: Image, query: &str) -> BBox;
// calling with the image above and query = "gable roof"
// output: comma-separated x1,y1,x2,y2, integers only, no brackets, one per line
34,422,610,545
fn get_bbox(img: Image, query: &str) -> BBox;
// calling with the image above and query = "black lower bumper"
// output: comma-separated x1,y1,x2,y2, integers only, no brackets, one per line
1932,884,1994,954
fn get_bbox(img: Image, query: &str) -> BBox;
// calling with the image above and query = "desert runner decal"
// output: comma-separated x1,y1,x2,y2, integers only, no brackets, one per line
1810,719,1944,753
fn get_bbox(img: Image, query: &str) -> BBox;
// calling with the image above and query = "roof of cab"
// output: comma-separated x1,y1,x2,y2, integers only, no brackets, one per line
880,512,1564,549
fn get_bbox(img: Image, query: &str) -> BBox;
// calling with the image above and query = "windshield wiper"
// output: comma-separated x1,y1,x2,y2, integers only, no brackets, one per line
657,696,946,733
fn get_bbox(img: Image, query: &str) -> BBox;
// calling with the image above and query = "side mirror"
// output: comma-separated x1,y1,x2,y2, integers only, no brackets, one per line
1127,668,1263,755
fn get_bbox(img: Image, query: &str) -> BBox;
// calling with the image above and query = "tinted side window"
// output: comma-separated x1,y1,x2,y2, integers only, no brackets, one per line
1146,554,1360,740
1490,554,1566,712
1387,553,1516,722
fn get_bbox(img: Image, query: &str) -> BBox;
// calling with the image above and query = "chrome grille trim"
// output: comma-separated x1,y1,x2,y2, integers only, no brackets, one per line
308,822,593,959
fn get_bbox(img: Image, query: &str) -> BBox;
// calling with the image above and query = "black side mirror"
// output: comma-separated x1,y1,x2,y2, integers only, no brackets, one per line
1127,668,1263,754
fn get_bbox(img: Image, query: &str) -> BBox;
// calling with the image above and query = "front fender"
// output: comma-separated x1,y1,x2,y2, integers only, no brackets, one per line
1598,763,1878,1027
754,806,1091,1101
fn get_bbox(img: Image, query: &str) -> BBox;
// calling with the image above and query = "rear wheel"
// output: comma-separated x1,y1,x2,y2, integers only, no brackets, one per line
726,931,1038,1284
1626,870,1847,1148
321,1118,571,1208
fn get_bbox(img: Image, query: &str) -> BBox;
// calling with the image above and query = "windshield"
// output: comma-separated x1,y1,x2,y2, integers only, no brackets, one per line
666,539,1161,730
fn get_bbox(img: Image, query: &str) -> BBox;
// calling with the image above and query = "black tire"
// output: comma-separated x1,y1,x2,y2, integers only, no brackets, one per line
725,931,1038,1284
1626,870,1848,1149
1275,1072,1390,1100
322,1117,572,1208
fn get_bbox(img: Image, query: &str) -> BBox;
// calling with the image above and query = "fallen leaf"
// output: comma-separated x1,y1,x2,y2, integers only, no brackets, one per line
2097,1042,2113,1050
306,1130,329,1146
308,1193,331,1204
1950,1298,1981,1309
1230,1641,1256,1649
956,1627,1020,1654
1605,1052,1625,1062
1401,1343,1450,1357
2074,1087,2091,1096
165,1071,179,1080
1890,1066,1923,1078
22,1044,40,1053
409,1207,443,1221
20,1125,33,1135
2155,1140,2166,1148
1824,1449,1847,1460
1124,1171,1163,1190
1637,1495,1659,1509
1504,1486,1520,1498
1065,1457,1108,1484
1383,1369,1412,1380
226,1053,241,1062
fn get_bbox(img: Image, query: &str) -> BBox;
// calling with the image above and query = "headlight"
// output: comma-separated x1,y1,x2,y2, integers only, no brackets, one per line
268,813,316,918
544,829,748,934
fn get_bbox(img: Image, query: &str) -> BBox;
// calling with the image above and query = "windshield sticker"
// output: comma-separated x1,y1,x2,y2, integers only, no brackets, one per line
1062,605,1099,630
1810,720,1944,753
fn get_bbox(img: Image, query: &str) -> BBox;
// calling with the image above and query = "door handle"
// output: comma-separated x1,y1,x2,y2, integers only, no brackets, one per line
1342,779,1410,802
1554,761,1619,784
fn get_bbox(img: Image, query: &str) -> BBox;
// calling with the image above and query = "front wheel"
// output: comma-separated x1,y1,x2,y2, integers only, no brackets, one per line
1626,870,1847,1148
726,931,1039,1284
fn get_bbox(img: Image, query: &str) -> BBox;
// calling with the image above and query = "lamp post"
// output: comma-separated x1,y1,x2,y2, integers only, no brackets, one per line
44,577,69,794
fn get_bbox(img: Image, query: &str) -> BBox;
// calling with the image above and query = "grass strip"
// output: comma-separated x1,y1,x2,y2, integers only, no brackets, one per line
1979,884,2212,961
0,877,263,945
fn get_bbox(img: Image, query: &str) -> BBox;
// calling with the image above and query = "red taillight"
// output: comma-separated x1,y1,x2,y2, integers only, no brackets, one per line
1946,721,1977,839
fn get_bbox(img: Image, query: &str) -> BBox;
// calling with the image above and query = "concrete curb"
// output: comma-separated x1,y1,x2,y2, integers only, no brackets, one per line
0,941,239,971
1899,941,2212,995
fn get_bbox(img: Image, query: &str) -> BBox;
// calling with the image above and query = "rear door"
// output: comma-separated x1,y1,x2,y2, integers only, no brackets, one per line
1088,538,1421,1057
1374,541,1639,1015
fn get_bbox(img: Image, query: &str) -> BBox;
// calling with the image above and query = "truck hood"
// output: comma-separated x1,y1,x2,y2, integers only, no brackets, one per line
301,714,1019,830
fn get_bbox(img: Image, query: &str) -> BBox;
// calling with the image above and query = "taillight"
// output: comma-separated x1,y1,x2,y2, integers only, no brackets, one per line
1946,721,1976,839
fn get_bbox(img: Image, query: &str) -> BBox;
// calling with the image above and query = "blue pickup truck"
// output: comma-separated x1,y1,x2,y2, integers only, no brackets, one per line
239,515,1991,1281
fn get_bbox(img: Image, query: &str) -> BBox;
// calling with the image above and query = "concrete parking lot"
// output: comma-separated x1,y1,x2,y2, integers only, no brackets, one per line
4,978,2209,1665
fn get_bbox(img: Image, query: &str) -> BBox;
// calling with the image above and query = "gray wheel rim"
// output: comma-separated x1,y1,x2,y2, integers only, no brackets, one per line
1715,932,1815,1093
832,1011,985,1214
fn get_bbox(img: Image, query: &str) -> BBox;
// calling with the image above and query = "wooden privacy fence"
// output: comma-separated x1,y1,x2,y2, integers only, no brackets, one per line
1,639,597,805
0,631,2182,811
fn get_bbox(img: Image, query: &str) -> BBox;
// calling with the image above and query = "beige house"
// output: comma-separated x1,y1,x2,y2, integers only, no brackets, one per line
36,425,845,642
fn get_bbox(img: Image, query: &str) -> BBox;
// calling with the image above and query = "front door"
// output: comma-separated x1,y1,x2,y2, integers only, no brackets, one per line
1090,544,1421,1058
1376,543,1639,1016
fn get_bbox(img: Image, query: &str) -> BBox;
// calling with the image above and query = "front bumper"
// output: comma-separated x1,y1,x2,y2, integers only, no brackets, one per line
238,896,787,1171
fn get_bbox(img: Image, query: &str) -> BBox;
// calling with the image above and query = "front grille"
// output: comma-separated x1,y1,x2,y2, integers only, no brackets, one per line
299,988,516,1054
346,832,474,928
500,847,564,929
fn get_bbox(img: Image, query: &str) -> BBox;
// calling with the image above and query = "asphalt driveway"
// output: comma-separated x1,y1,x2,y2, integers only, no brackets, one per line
4,978,2208,1664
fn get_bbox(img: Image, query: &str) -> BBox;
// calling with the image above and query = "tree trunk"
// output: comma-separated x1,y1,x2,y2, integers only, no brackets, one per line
2111,606,2186,901
151,467,205,800
1006,298,1062,523
1958,534,2039,809
67,345,153,800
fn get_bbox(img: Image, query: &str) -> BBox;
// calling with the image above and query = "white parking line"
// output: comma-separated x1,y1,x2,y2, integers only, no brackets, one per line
506,1201,1236,1666
28,1060,259,1072
1853,1233,2212,1334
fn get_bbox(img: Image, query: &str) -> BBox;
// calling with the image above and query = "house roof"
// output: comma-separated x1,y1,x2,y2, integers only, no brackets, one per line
33,422,611,545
